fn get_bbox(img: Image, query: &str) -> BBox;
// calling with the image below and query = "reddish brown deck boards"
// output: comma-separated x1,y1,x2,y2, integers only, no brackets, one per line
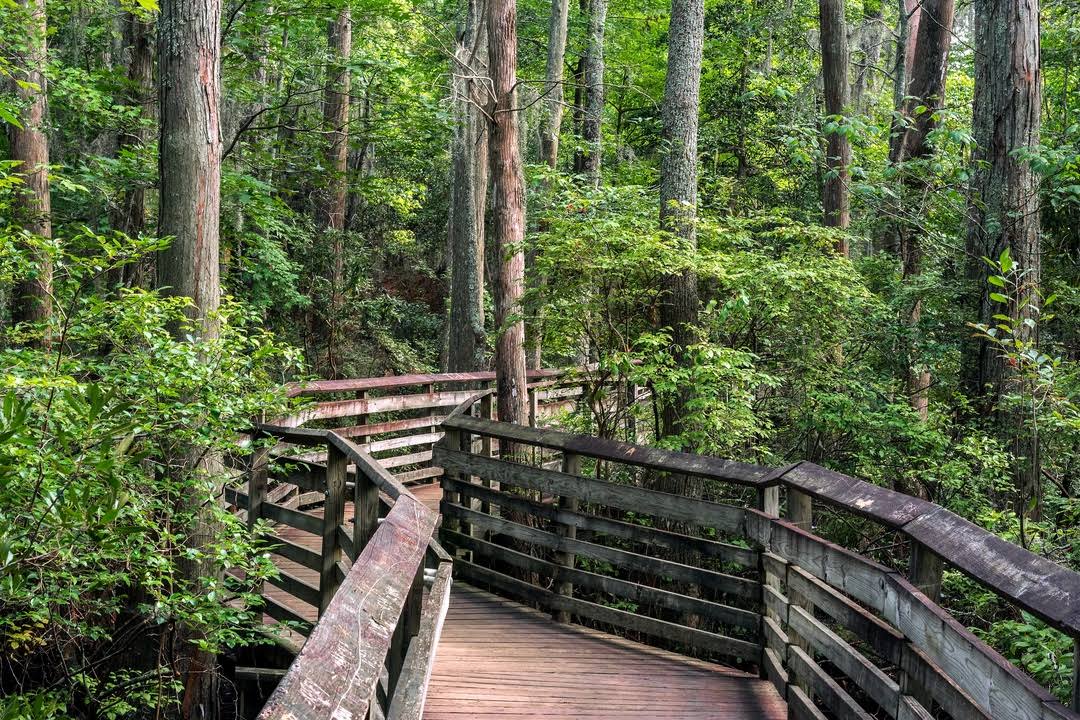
423,585,787,719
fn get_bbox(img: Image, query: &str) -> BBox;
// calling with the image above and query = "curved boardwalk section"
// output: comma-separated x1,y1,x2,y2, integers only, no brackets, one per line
424,585,787,719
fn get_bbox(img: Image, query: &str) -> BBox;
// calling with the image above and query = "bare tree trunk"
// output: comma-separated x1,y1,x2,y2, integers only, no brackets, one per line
111,12,154,288
891,0,955,429
580,0,608,186
447,0,489,373
316,8,351,378
819,0,852,241
488,0,529,426
850,1,885,112
539,0,570,169
157,0,223,713
965,0,1042,519
8,0,52,330
657,0,704,444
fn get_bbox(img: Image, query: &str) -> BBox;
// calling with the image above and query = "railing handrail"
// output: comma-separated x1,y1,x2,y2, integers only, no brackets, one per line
286,368,573,397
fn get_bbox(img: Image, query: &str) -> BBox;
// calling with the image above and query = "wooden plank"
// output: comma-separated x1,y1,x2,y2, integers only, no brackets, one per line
554,452,581,624
386,561,453,720
442,529,760,632
262,594,312,635
265,569,320,609
782,463,930,528
282,390,481,426
443,502,760,599
441,475,757,567
786,564,904,666
380,449,434,470
319,445,347,616
787,604,900,715
258,495,437,720
368,431,444,455
453,560,761,662
394,466,444,485
788,685,829,720
260,502,322,535
897,695,935,720
788,645,875,720
288,368,563,397
249,445,270,529
885,573,1057,720
334,415,448,440
269,536,322,573
435,446,747,535
442,415,771,487
898,643,991,720
763,647,788,700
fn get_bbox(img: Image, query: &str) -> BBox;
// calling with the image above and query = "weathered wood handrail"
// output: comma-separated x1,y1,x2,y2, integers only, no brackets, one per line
440,391,1080,719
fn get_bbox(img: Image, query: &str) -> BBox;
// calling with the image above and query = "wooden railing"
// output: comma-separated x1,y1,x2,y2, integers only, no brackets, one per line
437,389,1080,720
223,371,588,719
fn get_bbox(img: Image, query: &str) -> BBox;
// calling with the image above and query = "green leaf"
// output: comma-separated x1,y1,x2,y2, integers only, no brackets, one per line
989,292,1009,304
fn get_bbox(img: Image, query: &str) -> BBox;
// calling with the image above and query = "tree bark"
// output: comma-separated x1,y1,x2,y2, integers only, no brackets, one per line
8,0,52,330
964,0,1042,519
539,0,570,169
157,0,224,713
657,0,704,443
819,0,852,240
487,0,529,426
892,0,955,427
447,0,489,373
111,12,154,288
580,0,608,186
316,8,352,378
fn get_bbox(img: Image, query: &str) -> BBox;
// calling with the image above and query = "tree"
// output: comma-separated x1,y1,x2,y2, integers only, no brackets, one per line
110,11,154,288
819,0,852,240
447,0,489,372
890,0,955,472
539,0,570,170
580,0,608,186
157,0,225,712
657,0,704,443
317,6,352,378
8,0,52,330
851,0,885,112
487,0,529,425
965,0,1042,517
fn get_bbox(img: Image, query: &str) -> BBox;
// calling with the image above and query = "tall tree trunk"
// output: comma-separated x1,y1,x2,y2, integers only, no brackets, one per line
657,0,704,445
819,0,852,241
157,0,223,713
111,12,154,288
447,0,489,373
580,0,608,186
539,0,570,170
487,0,529,426
851,0,885,112
572,55,586,174
317,8,351,378
965,0,1042,520
8,0,52,330
890,0,955,429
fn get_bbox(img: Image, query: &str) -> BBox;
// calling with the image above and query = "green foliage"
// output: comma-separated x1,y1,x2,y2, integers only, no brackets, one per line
0,230,301,715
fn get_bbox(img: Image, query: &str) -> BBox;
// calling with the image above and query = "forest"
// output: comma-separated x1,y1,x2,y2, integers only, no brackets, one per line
2,0,1079,715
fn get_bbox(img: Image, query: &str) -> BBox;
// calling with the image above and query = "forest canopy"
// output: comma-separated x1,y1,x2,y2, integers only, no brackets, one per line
2,0,1080,715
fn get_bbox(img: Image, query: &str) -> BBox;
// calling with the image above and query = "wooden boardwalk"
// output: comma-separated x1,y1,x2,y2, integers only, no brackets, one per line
424,585,787,719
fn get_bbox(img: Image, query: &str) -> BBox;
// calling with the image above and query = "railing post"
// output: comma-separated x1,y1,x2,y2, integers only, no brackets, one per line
908,540,943,603
248,442,269,531
786,488,812,531
479,394,496,522
441,428,461,535
782,487,814,698
1072,636,1080,713
320,442,347,616
528,386,538,427
355,388,368,437
553,452,581,624
388,563,424,700
354,463,379,556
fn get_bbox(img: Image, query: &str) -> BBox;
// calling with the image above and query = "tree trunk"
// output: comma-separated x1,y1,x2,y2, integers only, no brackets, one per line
539,0,570,170
157,0,224,713
315,8,351,378
111,12,154,288
8,0,52,330
851,1,884,112
891,0,955,429
819,0,852,240
447,0,489,373
487,0,529,426
964,0,1042,519
580,0,608,186
657,0,704,444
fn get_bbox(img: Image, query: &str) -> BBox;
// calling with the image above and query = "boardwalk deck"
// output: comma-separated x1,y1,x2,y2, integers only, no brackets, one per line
424,585,787,719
